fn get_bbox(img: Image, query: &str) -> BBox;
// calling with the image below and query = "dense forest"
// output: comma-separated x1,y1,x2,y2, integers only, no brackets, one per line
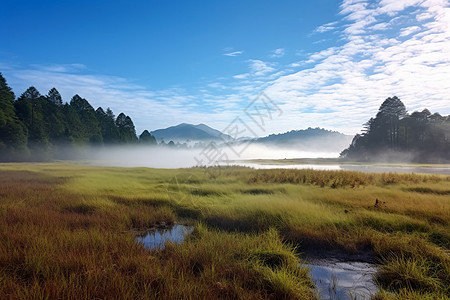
341,96,450,163
0,73,156,161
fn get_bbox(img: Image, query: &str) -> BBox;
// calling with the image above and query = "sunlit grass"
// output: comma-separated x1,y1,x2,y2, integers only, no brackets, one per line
0,163,449,299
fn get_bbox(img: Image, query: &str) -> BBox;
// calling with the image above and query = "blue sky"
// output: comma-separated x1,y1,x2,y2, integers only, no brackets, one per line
1,0,449,136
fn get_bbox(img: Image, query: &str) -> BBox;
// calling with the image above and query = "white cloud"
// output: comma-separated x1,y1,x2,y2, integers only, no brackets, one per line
207,82,226,89
378,0,424,16
233,73,250,80
248,59,276,76
312,38,329,44
305,48,338,63
313,21,338,34
29,63,87,73
289,62,303,68
271,48,285,58
224,51,243,57
400,25,422,36
416,11,434,21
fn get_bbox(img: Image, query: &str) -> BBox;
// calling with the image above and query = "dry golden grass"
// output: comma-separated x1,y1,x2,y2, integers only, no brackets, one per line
0,165,315,299
0,163,449,299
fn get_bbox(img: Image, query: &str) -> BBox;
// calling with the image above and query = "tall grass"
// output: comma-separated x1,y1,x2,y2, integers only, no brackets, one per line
247,168,447,188
0,163,449,299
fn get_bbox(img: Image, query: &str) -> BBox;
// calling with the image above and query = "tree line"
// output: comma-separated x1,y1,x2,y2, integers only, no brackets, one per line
0,73,156,161
340,96,450,163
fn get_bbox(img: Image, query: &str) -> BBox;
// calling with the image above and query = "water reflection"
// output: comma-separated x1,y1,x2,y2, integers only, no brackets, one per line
306,259,378,300
232,162,450,175
137,224,194,250
234,163,341,171
341,164,450,175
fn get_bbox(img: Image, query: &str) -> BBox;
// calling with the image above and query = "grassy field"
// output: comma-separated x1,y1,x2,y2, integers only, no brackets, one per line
0,163,449,299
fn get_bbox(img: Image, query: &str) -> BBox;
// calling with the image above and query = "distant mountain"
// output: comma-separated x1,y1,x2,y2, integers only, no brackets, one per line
150,123,352,152
150,123,232,142
255,127,353,152
192,124,232,141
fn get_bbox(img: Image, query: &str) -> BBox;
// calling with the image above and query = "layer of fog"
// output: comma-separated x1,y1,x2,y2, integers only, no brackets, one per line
64,143,450,175
82,143,341,169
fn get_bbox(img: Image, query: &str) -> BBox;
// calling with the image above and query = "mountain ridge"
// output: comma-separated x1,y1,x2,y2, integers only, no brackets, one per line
150,123,352,151
150,123,232,142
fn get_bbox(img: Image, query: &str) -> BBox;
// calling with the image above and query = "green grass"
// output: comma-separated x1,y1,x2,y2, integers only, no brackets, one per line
0,163,449,299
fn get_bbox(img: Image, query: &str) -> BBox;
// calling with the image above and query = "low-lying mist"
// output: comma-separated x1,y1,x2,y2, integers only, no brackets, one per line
68,143,342,169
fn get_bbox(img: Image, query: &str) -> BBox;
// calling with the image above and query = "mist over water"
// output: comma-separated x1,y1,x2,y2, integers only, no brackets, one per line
233,144,340,160
70,144,450,175
80,144,340,169
85,146,199,168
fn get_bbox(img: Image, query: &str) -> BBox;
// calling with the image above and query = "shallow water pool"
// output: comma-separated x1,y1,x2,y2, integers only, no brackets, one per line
136,224,194,250
306,258,378,300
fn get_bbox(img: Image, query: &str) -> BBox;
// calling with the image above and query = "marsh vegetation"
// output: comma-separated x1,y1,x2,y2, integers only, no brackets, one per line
0,163,449,299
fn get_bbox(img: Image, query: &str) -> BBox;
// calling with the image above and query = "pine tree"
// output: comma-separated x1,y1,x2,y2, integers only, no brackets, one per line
96,107,120,144
47,88,63,106
139,130,157,145
375,96,407,148
44,88,66,144
0,73,28,160
70,95,102,144
15,87,49,159
116,113,137,143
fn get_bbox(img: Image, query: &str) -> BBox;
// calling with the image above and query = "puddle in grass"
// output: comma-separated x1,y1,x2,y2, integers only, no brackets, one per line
137,224,194,250
306,258,378,300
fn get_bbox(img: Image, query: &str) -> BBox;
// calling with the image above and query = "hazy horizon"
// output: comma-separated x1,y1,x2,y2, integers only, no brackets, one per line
59,142,344,169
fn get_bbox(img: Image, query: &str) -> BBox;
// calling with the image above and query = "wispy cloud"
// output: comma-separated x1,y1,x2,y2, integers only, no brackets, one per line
248,59,276,76
224,50,243,57
271,48,285,58
233,73,250,80
29,63,87,73
313,21,338,34
399,25,422,36
305,47,338,63
232,59,277,81
207,82,227,89
378,0,424,16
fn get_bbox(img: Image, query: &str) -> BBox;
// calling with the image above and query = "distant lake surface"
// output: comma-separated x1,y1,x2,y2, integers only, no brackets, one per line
229,162,450,175
82,146,450,175
88,158,450,175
